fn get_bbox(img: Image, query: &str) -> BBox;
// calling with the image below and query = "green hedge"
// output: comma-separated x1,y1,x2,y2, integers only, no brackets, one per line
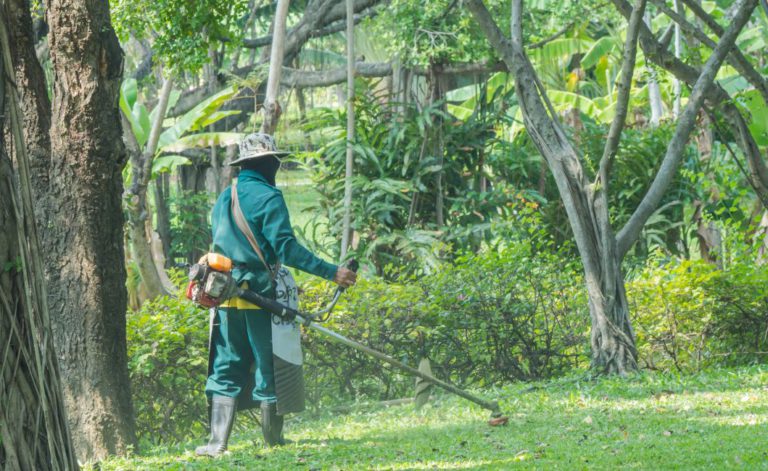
629,258,768,373
127,294,209,445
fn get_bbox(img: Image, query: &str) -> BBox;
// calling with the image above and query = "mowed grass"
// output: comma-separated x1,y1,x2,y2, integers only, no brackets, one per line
277,168,324,235
97,366,768,470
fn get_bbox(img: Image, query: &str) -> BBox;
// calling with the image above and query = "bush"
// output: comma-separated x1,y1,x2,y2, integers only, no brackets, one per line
629,257,768,373
127,294,209,444
301,241,590,405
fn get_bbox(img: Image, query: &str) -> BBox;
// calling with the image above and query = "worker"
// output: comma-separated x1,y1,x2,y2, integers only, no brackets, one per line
196,133,357,456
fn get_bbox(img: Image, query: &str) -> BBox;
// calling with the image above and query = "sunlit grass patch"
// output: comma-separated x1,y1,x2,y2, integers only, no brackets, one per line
97,366,768,470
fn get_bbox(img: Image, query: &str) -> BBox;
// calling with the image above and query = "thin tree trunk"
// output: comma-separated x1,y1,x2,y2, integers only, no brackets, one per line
1,12,79,468
261,0,291,135
644,11,664,126
672,0,683,118
45,0,137,459
430,63,445,227
125,77,175,299
341,0,355,257
154,173,172,267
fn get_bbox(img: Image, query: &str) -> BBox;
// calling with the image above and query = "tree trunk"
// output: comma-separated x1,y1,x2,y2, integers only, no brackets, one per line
154,173,172,267
125,77,174,300
1,13,79,468
260,0,291,135
45,0,136,460
341,0,355,256
7,0,51,189
644,11,664,126
429,63,446,227
672,0,683,118
467,0,754,374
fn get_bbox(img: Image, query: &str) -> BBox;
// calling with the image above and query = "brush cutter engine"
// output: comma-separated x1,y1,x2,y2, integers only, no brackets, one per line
185,254,239,308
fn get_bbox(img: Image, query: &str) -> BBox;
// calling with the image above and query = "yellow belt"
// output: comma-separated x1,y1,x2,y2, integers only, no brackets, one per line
219,282,262,310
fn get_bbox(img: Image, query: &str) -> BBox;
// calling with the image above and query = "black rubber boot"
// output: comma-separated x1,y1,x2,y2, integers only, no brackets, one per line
260,402,285,447
196,395,237,457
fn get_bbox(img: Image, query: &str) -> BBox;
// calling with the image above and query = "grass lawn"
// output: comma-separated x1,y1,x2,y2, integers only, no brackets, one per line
277,168,335,257
96,366,768,470
277,169,323,235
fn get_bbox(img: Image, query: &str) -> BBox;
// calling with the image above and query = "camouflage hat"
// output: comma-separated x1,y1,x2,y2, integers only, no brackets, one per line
229,133,290,166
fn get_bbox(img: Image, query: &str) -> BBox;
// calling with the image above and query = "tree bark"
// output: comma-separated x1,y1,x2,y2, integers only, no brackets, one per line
45,0,137,460
7,0,51,190
1,11,79,468
154,174,172,267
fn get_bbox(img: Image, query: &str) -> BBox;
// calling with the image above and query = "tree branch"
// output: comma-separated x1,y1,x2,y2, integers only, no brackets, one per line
611,0,768,209
598,0,646,186
616,0,759,258
141,78,173,187
652,0,768,104
239,8,378,48
529,21,576,49
279,60,507,89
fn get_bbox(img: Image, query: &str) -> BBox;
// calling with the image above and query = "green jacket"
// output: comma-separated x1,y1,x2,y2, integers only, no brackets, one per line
211,169,337,298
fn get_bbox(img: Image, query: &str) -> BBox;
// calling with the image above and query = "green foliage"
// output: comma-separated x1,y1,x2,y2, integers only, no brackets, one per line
127,294,209,445
302,87,525,276
120,79,243,159
112,0,249,72
508,118,705,258
300,240,589,405
169,191,214,265
630,257,768,373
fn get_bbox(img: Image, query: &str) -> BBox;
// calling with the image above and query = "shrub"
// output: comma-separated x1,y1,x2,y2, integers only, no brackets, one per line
629,257,768,373
301,241,590,405
127,294,209,444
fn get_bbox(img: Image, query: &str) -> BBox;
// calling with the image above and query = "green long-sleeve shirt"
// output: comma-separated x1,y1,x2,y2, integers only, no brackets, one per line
211,169,337,298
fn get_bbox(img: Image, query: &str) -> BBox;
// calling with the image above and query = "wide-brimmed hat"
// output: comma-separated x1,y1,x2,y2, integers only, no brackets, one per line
229,133,290,166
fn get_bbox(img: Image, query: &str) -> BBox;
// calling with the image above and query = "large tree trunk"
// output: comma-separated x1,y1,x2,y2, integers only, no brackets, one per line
0,12,78,468
44,0,136,460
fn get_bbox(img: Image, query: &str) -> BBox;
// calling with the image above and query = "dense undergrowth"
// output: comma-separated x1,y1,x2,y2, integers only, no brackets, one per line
127,241,768,446
97,365,768,470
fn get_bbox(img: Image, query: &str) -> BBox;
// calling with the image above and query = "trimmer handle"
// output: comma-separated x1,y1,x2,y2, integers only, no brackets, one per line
346,259,359,273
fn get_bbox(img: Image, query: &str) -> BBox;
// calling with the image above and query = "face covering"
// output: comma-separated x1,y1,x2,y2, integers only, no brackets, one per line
244,156,281,186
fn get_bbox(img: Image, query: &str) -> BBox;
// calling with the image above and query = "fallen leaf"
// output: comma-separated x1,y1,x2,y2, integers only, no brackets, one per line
488,416,509,426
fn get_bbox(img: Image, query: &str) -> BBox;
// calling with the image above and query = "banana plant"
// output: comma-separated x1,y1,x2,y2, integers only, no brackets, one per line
120,78,243,301
120,78,243,179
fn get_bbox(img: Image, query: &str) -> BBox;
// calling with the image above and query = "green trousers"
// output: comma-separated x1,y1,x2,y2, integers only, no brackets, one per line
206,307,277,403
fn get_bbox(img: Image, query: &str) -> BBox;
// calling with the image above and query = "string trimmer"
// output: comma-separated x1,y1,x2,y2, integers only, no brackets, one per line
186,253,508,425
